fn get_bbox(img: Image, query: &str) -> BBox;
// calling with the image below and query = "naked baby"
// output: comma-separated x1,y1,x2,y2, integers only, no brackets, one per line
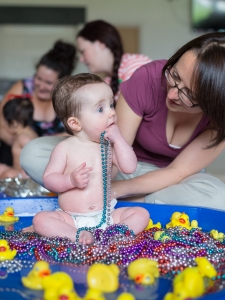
24,73,149,244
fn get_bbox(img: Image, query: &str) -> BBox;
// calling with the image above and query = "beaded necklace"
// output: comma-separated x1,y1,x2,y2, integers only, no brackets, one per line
75,131,112,242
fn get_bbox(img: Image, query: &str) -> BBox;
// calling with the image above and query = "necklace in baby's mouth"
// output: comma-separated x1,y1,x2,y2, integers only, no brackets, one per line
75,131,112,242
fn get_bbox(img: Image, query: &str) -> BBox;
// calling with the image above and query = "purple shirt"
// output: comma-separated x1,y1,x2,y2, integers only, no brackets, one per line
120,60,210,168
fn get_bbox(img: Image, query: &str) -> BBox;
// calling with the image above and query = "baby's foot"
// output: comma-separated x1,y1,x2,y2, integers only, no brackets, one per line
79,230,94,245
22,225,34,232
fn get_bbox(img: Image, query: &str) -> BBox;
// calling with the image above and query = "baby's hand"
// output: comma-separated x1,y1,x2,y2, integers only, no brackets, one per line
70,162,92,189
104,124,121,144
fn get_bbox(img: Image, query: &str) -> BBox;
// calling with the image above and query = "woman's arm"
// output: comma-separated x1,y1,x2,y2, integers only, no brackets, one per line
0,81,23,145
112,128,225,199
115,93,142,145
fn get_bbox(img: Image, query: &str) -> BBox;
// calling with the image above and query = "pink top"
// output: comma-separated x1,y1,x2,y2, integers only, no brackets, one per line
105,53,151,101
120,60,210,168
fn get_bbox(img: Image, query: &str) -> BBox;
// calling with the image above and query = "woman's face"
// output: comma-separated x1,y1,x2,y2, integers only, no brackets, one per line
34,65,59,101
76,37,108,74
166,50,202,114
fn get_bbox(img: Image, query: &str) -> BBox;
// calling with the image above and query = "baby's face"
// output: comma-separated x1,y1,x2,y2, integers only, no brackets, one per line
78,83,116,142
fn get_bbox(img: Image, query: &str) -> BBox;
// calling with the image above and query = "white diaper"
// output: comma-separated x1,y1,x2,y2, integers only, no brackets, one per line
58,198,117,230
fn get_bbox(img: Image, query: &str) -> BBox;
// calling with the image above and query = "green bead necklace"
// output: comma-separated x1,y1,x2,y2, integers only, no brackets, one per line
76,131,112,242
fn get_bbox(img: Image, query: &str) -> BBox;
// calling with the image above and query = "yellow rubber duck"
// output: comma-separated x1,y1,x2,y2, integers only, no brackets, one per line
42,271,80,300
0,239,17,261
46,287,80,300
195,257,217,278
154,230,170,242
127,258,159,285
117,292,136,300
164,257,217,300
166,212,199,230
83,289,106,300
0,207,19,223
21,261,51,290
86,263,120,293
145,219,161,230
210,229,225,242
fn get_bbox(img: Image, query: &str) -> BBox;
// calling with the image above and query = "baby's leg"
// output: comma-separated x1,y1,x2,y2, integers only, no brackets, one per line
31,210,76,240
29,210,94,244
112,207,150,235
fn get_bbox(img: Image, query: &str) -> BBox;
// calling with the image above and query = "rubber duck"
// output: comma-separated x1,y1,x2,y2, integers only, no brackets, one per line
195,257,217,278
154,230,170,242
47,287,80,300
86,263,120,293
83,289,106,300
166,212,199,230
42,271,80,300
164,257,217,300
0,207,19,223
145,219,161,230
117,292,136,300
127,258,159,285
21,261,51,290
210,229,225,242
0,239,17,261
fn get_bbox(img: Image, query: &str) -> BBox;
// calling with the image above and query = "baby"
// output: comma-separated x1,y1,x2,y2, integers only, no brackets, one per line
27,73,149,244
1,96,37,178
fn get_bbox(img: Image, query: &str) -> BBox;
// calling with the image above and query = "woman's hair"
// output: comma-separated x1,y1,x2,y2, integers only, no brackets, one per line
3,98,34,127
162,32,225,147
51,73,105,135
77,20,124,96
36,40,77,78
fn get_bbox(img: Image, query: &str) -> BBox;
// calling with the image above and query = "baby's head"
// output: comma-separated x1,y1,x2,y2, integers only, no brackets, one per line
3,97,34,129
52,73,110,135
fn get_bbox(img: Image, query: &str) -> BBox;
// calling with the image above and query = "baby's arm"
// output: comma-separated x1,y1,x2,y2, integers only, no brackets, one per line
104,124,137,174
43,141,92,193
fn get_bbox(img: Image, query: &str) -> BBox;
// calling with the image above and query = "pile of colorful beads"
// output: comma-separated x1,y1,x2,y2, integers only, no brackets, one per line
1,224,225,281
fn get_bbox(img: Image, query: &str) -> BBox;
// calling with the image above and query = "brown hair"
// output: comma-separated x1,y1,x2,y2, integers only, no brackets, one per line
77,20,124,97
162,32,225,148
36,40,77,79
3,97,34,127
51,73,105,135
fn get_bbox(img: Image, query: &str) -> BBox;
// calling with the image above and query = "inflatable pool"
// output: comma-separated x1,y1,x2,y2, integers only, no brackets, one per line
0,197,225,300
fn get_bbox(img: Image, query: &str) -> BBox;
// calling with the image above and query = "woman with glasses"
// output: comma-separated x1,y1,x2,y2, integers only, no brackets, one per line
21,32,225,210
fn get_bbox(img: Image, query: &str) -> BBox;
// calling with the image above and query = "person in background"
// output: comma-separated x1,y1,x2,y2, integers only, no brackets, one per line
0,95,37,179
76,20,151,101
23,73,149,244
0,40,76,166
21,32,225,211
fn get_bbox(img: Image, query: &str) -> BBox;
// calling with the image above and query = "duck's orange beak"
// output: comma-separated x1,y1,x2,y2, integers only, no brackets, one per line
179,218,186,224
6,212,14,216
39,269,51,278
135,273,144,284
0,246,6,252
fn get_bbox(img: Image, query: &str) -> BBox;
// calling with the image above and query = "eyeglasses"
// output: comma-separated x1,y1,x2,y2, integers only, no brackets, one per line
165,68,198,108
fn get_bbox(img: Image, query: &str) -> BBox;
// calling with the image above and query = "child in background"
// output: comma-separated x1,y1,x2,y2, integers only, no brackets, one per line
26,73,149,244
1,96,38,178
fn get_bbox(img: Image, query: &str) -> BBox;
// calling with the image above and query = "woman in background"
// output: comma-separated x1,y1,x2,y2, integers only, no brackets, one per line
0,40,76,166
76,20,151,101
